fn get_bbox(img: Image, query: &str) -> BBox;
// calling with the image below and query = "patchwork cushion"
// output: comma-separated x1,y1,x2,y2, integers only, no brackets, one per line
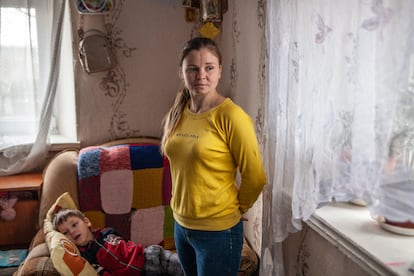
77,143,174,249
44,192,97,275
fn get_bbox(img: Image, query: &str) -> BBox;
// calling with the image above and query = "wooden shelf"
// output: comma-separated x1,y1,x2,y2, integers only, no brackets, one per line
0,172,42,198
0,172,43,248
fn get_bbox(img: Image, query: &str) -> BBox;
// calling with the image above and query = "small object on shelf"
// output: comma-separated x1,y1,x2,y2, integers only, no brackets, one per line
377,215,414,236
409,262,414,273
348,198,367,206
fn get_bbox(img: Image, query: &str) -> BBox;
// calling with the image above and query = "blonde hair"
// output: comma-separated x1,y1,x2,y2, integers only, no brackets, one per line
160,37,222,154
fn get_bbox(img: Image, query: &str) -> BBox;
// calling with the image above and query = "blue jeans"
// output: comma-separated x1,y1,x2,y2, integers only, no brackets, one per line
174,221,243,276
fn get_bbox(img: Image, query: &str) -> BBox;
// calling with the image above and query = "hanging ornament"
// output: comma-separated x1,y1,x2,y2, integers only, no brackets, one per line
199,21,220,39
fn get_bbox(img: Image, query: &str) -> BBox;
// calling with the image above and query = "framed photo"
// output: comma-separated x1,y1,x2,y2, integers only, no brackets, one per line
201,0,222,22
185,8,198,22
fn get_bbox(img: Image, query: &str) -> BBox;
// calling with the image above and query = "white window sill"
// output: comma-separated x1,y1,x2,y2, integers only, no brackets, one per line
50,134,80,152
307,202,414,276
0,135,79,153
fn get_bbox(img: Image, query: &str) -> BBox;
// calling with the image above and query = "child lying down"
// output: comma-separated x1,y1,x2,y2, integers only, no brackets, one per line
53,208,183,276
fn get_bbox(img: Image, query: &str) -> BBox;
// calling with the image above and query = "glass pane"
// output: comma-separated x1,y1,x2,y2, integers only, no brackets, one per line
0,7,38,136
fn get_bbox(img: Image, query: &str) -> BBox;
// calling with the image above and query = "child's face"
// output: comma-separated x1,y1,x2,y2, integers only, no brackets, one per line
57,215,94,246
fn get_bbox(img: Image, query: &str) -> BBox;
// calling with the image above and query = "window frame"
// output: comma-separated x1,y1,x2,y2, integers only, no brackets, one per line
0,0,78,152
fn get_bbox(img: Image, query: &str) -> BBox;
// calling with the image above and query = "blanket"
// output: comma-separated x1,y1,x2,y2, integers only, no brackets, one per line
77,143,174,249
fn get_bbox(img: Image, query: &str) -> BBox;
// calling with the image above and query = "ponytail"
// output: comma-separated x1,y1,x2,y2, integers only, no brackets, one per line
160,87,190,155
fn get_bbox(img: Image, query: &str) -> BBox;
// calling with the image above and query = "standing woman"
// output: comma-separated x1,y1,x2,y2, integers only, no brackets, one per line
161,37,266,276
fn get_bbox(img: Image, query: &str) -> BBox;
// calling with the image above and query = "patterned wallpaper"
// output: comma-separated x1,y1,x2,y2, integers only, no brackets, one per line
225,0,267,254
77,0,140,139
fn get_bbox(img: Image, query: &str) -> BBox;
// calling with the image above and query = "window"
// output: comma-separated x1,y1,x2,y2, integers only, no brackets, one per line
0,7,39,147
0,0,77,152
51,0,78,149
261,1,414,275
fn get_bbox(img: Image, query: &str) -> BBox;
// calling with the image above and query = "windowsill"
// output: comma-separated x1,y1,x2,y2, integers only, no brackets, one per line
0,135,80,153
50,134,80,152
307,202,414,276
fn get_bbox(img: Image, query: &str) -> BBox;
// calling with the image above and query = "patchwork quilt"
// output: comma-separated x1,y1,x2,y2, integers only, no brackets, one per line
77,143,174,249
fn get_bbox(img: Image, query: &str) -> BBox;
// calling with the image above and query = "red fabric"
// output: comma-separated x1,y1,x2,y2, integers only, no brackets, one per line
96,237,145,276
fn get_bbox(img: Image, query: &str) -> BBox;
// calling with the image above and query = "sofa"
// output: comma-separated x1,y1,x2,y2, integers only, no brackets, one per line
14,137,259,275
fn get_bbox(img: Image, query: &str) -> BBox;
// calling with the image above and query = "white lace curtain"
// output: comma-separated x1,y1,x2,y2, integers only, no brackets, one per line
261,0,414,275
0,0,66,175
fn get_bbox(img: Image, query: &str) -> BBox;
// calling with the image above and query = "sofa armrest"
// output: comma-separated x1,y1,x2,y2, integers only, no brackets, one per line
38,150,80,227
14,229,59,276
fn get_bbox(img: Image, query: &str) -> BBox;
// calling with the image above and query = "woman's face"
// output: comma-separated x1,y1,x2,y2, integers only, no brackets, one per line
57,216,94,246
181,48,222,96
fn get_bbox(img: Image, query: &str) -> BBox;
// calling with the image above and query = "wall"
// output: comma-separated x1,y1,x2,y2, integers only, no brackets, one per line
71,0,192,145
70,0,266,254
282,225,372,276
220,0,267,254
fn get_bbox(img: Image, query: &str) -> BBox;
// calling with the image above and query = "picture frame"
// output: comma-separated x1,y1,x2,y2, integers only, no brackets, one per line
201,0,222,23
185,8,198,23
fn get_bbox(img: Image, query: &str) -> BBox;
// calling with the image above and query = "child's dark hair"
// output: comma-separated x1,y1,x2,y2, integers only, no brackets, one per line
53,209,86,230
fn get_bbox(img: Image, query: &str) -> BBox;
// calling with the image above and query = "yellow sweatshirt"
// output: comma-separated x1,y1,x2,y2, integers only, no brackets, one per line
165,98,266,231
